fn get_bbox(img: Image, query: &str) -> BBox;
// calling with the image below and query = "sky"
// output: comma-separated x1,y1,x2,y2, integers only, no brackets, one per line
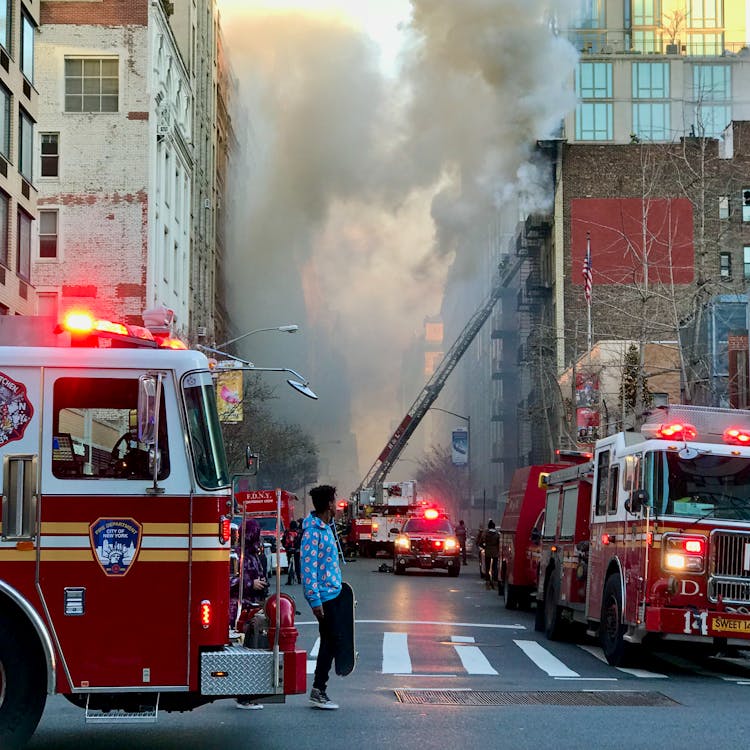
215,0,580,493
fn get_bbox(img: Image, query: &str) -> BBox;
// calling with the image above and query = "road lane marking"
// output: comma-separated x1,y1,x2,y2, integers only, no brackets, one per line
450,636,498,675
514,640,579,677
306,637,321,674
383,632,412,674
578,645,668,678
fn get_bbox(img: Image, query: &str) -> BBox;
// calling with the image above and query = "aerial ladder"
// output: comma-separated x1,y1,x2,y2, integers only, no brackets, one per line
352,254,524,508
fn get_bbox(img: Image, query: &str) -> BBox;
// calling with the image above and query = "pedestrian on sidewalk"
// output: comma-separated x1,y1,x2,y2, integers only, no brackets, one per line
455,520,468,565
301,484,344,710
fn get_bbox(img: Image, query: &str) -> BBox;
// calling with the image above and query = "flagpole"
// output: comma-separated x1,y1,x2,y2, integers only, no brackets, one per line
586,233,592,353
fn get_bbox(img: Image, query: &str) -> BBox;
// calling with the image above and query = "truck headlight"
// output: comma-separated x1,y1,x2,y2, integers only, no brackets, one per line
395,535,410,551
444,538,458,551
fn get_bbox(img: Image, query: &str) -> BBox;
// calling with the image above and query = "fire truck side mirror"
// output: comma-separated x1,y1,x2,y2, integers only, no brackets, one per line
138,374,158,445
622,455,639,493
625,489,648,515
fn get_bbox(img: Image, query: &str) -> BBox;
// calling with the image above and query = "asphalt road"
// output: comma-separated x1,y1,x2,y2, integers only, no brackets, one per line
29,555,750,750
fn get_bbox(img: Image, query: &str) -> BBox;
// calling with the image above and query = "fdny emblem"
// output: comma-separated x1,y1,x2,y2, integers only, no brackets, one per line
0,370,33,447
90,518,142,577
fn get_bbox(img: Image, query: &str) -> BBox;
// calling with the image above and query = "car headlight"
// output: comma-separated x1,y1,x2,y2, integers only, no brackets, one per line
395,535,410,551
444,537,458,551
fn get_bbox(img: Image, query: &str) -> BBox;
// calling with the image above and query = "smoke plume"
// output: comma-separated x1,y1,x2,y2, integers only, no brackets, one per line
219,1,579,491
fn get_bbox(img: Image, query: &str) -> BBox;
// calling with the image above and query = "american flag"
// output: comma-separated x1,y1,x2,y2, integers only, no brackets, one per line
582,234,592,305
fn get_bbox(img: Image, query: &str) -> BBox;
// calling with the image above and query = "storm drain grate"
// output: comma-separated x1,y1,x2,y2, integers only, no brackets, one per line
393,690,680,707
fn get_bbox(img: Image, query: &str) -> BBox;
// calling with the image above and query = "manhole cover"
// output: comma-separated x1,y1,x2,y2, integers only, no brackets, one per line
393,690,679,707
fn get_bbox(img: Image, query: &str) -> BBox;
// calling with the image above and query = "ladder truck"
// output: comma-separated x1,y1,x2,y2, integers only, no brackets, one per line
352,254,523,513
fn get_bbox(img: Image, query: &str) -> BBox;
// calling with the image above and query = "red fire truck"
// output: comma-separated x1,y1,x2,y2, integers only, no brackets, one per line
498,451,590,609
0,313,306,749
535,404,750,665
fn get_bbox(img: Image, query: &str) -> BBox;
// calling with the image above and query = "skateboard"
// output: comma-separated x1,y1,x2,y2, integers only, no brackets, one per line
334,581,357,676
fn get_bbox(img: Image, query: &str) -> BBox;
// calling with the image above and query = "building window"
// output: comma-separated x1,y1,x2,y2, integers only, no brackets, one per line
687,32,724,56
576,62,613,141
744,247,750,280
41,133,59,177
632,30,658,53
16,210,31,281
39,210,58,259
21,12,34,83
719,252,731,279
37,292,58,317
743,188,750,222
65,58,119,113
633,63,669,99
632,0,659,26
577,62,612,98
632,62,670,140
693,65,731,138
633,103,670,140
0,303,7,315
0,0,9,53
576,0,605,28
18,109,33,182
688,0,721,28
0,190,8,268
0,83,9,160
719,195,729,219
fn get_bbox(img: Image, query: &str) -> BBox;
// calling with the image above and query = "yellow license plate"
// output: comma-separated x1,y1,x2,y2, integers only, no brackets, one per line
710,616,750,634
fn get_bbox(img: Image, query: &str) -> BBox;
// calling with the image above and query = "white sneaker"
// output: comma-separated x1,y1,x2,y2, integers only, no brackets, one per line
228,629,242,640
236,700,263,710
309,688,338,710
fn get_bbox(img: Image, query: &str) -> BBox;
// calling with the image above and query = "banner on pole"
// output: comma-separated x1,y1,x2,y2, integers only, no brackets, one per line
451,428,468,466
216,370,243,423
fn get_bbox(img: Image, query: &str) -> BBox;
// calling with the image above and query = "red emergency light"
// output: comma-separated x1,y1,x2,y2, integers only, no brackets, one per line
200,600,212,628
653,422,697,441
424,508,439,520
723,427,750,446
219,516,231,544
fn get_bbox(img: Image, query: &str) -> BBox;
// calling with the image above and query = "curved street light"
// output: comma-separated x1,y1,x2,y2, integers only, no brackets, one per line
197,345,318,400
215,325,299,351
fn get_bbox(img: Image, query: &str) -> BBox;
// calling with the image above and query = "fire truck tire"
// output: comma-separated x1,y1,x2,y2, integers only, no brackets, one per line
503,579,520,610
543,575,566,641
0,616,47,750
600,574,627,666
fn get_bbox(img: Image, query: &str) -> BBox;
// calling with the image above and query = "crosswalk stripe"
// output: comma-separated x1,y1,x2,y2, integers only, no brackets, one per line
383,632,412,674
578,644,668,678
451,636,498,675
514,640,579,677
306,637,321,675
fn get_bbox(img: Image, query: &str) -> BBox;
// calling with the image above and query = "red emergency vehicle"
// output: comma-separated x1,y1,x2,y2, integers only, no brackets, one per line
0,313,306,749
535,405,750,665
498,451,590,609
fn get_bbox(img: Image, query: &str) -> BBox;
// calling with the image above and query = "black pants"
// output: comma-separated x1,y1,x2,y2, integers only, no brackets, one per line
313,589,345,692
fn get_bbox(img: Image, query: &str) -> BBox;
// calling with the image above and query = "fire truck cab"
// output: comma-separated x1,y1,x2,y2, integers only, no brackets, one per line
536,405,750,665
0,315,306,749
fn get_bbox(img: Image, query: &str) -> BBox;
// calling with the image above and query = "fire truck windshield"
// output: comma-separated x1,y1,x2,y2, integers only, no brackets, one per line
647,450,750,521
183,371,230,490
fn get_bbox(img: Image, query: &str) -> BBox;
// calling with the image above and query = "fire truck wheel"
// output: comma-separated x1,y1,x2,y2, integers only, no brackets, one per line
394,561,406,575
504,580,520,609
543,574,565,641
0,616,47,750
600,574,627,666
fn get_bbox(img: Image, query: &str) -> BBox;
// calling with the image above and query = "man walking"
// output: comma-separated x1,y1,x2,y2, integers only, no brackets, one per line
455,520,468,565
301,484,343,710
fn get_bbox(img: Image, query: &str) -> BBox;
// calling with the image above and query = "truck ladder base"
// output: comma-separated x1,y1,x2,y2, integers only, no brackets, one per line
85,694,159,724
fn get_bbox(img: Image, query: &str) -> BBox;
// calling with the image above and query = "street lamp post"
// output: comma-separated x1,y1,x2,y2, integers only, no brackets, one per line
429,407,471,521
214,325,299,351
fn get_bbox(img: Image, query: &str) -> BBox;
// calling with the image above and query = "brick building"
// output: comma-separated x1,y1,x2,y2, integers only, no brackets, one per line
34,0,192,328
0,0,40,316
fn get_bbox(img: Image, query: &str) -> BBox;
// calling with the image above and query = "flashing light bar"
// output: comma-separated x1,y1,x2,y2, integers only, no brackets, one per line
723,427,750,446
424,508,439,520
57,310,187,350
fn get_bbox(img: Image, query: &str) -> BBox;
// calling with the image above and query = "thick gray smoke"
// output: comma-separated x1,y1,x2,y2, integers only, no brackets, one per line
220,1,579,490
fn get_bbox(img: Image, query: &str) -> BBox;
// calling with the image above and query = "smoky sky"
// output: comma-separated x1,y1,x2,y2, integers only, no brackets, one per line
220,1,579,490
